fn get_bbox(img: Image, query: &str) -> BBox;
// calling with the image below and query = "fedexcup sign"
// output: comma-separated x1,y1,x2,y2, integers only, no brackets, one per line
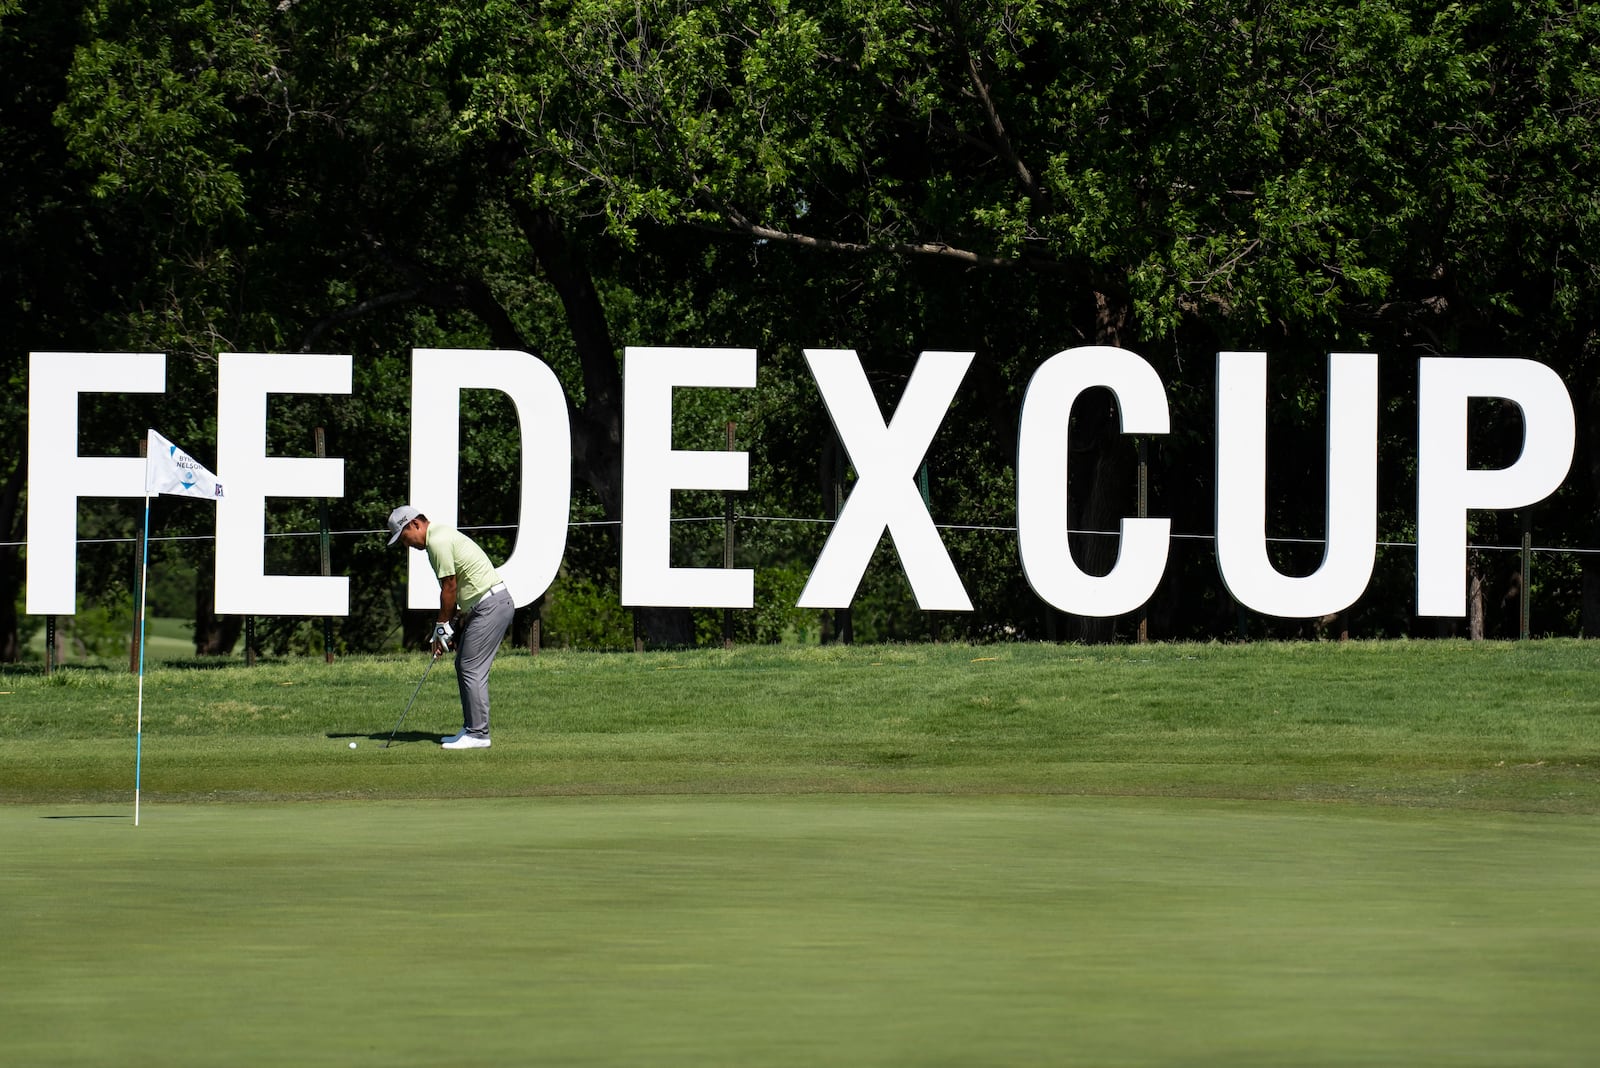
24,347,1576,621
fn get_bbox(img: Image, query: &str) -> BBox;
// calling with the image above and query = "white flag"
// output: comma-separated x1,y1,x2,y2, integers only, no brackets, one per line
146,429,224,500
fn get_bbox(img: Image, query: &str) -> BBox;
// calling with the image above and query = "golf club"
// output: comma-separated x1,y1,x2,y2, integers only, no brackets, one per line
384,651,441,748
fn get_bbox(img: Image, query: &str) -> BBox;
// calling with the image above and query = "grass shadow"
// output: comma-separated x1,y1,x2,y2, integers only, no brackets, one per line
2,663,121,679
159,657,289,670
325,730,445,746
153,658,247,671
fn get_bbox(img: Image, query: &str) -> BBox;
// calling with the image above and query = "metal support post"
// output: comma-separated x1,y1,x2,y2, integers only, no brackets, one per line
1521,511,1533,640
315,427,334,663
1137,438,1149,643
130,436,147,674
723,422,736,650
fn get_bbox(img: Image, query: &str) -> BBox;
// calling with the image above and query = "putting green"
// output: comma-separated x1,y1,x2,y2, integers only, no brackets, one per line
4,795,1598,1066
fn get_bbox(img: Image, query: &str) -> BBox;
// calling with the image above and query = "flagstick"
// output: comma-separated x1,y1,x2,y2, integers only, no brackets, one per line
135,491,151,827
135,429,222,826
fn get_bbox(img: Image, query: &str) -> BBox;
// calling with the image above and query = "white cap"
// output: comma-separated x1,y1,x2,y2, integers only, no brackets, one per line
386,505,423,546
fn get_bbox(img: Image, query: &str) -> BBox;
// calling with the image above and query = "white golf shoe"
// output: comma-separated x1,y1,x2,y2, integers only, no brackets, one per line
441,731,491,750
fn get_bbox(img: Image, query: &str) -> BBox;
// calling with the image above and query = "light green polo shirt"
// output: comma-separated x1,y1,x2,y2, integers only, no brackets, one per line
424,524,503,612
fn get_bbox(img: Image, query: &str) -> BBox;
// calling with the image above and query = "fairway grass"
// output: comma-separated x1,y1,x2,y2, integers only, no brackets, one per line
4,641,1599,1064
4,796,1598,1067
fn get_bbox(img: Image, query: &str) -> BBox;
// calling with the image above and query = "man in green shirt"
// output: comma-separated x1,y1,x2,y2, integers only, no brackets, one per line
387,505,513,749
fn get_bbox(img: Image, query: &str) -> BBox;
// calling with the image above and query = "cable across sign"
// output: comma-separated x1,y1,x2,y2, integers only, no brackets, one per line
24,347,1575,620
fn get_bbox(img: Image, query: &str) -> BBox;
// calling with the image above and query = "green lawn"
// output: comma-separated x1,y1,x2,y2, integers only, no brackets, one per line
24,615,222,665
3,641,1599,1065
4,639,1597,809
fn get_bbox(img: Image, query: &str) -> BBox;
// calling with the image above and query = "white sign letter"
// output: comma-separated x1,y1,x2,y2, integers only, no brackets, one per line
1017,346,1171,616
1417,357,1574,616
620,347,755,608
26,352,166,614
215,354,352,615
407,349,572,609
1215,352,1378,618
798,350,973,610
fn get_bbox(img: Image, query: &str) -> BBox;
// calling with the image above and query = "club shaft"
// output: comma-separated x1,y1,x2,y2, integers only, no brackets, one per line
384,653,439,747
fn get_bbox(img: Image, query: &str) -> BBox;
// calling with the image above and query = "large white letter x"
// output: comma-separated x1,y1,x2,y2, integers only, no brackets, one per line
797,349,974,610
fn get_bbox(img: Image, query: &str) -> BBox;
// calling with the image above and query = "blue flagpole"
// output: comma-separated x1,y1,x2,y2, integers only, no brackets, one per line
136,490,151,827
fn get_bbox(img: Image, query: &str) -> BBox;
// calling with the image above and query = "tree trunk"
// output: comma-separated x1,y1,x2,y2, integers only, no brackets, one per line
193,559,243,656
514,203,622,509
514,202,693,648
1467,555,1486,640
1583,557,1600,638
1499,565,1524,640
0,554,18,663
1064,424,1133,643
512,598,545,653
402,610,434,652
194,612,244,656
1057,290,1134,644
1584,360,1600,636
816,432,852,644
0,442,26,662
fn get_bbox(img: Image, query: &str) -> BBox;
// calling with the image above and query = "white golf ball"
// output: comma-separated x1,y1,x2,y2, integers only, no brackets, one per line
349,742,358,749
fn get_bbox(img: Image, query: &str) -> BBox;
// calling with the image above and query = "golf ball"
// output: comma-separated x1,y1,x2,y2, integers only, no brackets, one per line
349,742,358,749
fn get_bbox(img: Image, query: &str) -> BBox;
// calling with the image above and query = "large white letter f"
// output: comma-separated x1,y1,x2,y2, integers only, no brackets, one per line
798,349,974,610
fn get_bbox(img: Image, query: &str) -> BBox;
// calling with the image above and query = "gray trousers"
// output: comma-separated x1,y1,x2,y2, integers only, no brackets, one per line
456,586,513,737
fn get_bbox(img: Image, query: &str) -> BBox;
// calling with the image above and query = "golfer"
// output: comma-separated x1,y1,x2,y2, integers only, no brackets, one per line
386,505,513,749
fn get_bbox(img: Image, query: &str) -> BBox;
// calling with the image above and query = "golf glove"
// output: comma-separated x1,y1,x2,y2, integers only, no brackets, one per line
433,621,454,648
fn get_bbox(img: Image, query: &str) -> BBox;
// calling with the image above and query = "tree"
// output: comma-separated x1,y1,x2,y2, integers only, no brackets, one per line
1,1,107,660
14,0,1598,651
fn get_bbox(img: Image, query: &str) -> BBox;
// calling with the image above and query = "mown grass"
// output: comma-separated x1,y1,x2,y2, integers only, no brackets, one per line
4,641,1599,1066
6,795,1599,1068
2,639,1597,811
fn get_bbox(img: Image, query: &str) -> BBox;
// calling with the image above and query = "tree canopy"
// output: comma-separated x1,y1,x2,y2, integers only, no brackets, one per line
3,0,1597,656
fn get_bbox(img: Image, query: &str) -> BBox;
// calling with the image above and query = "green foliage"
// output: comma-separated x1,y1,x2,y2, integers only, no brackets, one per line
435,0,1599,338
65,591,132,659
750,563,816,644
540,570,633,650
142,542,196,617
57,1,265,223
10,589,40,650
5,0,1599,651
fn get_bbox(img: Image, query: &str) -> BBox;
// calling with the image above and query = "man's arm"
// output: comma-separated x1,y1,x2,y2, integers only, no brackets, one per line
438,575,458,622
433,575,459,655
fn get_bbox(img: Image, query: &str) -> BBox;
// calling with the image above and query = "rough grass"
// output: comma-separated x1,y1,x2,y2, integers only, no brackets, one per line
2,639,1597,811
